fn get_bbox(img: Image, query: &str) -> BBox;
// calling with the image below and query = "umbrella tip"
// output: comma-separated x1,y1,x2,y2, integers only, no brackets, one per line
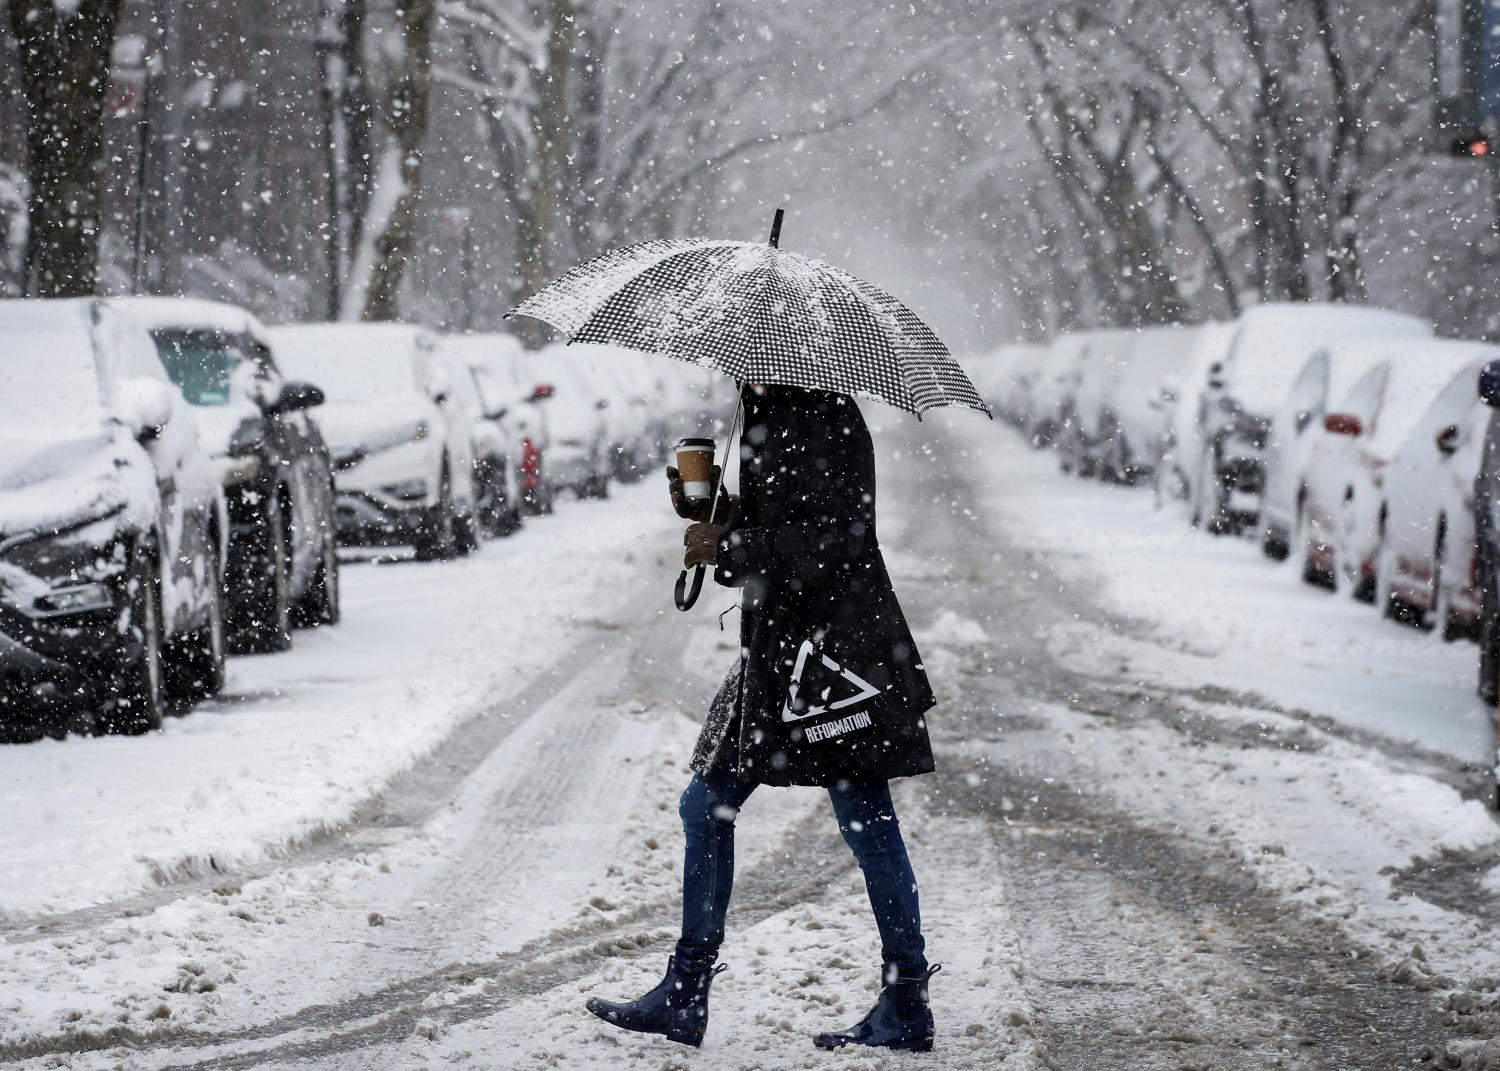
769,208,784,249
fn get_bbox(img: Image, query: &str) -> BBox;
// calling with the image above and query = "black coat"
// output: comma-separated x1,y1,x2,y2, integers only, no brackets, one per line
691,386,936,787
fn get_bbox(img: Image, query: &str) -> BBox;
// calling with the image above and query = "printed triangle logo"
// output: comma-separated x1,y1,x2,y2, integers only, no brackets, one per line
780,639,880,724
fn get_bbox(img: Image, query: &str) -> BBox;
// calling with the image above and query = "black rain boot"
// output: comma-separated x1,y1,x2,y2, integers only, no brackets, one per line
586,956,726,1048
813,963,940,1052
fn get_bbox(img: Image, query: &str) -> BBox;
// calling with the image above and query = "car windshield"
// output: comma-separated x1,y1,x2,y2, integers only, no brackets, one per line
0,325,104,438
152,330,242,406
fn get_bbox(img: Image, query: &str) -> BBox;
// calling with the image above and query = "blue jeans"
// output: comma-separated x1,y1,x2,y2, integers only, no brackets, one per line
672,764,927,975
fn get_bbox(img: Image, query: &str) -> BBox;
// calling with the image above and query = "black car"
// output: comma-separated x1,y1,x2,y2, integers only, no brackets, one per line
117,299,340,654
1471,360,1500,807
0,299,227,739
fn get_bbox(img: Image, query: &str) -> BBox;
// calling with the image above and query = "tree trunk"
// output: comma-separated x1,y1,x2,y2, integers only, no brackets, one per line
9,0,124,298
516,0,573,307
338,0,374,276
359,0,435,322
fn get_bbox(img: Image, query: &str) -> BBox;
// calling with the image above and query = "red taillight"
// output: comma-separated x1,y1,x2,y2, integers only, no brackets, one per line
520,436,541,492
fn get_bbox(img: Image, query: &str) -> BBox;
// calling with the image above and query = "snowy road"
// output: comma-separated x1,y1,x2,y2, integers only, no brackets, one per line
5,417,1500,1069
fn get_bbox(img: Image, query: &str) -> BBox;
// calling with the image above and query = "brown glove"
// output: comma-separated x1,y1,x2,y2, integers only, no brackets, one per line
666,466,736,525
684,522,726,568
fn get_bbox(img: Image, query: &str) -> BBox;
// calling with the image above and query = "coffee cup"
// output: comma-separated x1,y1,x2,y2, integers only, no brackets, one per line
675,437,716,500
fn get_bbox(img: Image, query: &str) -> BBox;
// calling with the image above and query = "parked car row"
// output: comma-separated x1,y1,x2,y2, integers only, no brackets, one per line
0,297,724,743
968,302,1500,801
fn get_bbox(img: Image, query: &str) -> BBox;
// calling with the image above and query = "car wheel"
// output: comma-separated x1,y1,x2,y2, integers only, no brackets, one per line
1297,503,1326,586
292,520,341,628
166,542,226,702
234,495,293,654
110,544,165,735
1261,524,1290,561
1431,524,1468,642
455,511,481,555
415,464,458,561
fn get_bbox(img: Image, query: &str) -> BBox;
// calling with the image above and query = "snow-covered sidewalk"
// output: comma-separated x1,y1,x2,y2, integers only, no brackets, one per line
0,480,681,917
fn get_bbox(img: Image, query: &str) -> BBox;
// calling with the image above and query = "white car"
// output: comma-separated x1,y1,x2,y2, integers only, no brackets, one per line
974,343,1048,428
528,345,614,499
561,344,659,482
449,332,555,514
442,334,544,532
1155,320,1235,511
0,299,226,736
1056,328,1137,478
1078,325,1202,484
1297,340,1487,600
1378,354,1499,636
269,324,478,560
1191,303,1431,534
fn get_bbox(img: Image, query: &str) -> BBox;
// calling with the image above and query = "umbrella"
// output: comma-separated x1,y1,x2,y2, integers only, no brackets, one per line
507,209,991,608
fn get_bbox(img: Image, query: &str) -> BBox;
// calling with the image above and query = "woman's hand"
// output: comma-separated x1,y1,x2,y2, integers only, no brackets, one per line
666,466,735,524
684,522,726,568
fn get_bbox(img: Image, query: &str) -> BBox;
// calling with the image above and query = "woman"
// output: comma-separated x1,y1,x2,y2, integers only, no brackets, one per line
586,384,939,1051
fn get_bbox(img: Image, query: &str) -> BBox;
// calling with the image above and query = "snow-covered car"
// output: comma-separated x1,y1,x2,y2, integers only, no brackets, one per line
115,298,340,652
1192,304,1431,535
1074,325,1202,485
561,344,659,482
1025,333,1092,449
0,299,226,738
1055,328,1138,478
1154,320,1234,511
1261,345,1398,560
1378,356,1497,637
438,335,528,536
1297,340,1486,601
977,343,1049,428
528,345,614,499
448,332,555,515
269,324,478,560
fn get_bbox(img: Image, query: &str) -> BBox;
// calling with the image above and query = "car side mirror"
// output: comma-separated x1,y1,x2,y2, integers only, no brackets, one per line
595,398,609,410
530,384,555,401
1436,424,1461,456
115,377,175,441
1323,412,1362,437
270,380,325,414
485,406,509,421
431,391,449,405
1480,361,1500,408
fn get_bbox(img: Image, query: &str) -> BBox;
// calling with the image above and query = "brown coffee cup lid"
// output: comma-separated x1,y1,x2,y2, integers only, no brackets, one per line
675,437,715,451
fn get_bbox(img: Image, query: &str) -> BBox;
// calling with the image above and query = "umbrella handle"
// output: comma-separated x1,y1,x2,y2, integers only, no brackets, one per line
675,565,706,611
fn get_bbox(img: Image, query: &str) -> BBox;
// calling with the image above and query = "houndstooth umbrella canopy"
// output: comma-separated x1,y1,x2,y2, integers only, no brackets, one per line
507,234,991,419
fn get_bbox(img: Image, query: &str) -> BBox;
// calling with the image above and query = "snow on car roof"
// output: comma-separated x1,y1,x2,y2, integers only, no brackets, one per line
1224,302,1430,417
0,299,106,438
107,295,270,346
1325,337,1495,461
267,323,431,402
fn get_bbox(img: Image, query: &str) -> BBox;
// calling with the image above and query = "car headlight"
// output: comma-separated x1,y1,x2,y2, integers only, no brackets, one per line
28,582,113,618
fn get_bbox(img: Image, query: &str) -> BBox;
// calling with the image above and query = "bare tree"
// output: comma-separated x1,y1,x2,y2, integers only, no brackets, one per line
338,0,439,321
